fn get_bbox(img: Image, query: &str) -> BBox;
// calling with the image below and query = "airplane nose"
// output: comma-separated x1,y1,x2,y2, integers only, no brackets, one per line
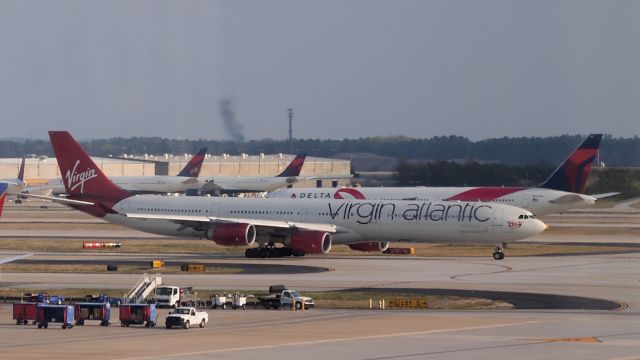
537,219,548,234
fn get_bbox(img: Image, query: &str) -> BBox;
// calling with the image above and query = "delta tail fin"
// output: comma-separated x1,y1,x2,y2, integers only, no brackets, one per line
277,153,307,177
177,147,207,177
540,134,603,194
48,131,130,207
17,157,25,182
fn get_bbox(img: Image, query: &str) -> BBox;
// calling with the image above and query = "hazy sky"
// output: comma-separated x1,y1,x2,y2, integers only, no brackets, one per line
1,0,638,141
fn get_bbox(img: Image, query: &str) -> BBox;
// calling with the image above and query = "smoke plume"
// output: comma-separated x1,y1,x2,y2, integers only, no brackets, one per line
218,98,245,143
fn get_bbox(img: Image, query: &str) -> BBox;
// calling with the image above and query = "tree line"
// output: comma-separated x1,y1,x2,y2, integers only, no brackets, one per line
1,134,639,166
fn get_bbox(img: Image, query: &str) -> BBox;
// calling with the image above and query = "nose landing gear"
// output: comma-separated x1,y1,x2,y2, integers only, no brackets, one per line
493,243,505,260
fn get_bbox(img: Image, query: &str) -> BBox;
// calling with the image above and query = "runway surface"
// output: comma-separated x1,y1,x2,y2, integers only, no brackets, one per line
1,202,639,359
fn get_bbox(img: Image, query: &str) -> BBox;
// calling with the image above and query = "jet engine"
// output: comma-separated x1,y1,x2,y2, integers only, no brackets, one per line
206,223,256,247
347,241,390,252
288,231,332,254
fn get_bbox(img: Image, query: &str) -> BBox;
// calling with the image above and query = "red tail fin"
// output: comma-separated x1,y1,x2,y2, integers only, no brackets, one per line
540,134,602,193
0,182,7,217
177,147,207,177
277,153,307,177
48,131,129,206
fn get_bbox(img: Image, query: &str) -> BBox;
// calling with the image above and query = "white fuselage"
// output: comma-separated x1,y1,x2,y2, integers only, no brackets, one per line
1,179,25,195
104,196,545,245
46,176,199,195
266,187,597,216
199,176,294,193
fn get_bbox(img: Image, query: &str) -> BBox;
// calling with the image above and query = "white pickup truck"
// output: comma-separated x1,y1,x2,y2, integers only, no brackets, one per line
164,307,208,329
256,285,315,310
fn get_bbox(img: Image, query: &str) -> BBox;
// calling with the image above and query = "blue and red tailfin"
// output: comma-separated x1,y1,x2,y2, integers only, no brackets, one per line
177,147,207,177
49,131,130,210
277,153,307,177
0,182,8,216
540,134,603,193
17,157,25,182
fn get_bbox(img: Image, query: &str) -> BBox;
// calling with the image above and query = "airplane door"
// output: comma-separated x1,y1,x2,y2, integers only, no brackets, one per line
300,209,308,222
492,208,503,226
208,203,220,217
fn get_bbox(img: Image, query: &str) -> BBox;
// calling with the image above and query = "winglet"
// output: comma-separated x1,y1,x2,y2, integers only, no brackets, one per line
0,182,8,217
540,134,603,193
277,153,307,177
48,131,130,208
177,147,207,177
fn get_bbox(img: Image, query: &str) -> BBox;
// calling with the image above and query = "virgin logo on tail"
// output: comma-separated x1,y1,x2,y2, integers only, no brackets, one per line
65,160,98,193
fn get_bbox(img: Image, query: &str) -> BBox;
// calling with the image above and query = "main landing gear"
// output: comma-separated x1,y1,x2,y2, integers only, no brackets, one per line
493,243,505,260
244,243,304,258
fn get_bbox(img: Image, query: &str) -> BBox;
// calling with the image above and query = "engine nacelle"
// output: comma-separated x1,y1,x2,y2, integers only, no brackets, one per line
288,231,332,254
348,241,390,252
206,223,256,247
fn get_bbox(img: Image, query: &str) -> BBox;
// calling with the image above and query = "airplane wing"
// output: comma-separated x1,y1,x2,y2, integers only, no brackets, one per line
180,177,200,185
0,253,33,265
300,175,354,181
123,213,340,233
548,193,597,204
19,193,95,206
590,192,620,199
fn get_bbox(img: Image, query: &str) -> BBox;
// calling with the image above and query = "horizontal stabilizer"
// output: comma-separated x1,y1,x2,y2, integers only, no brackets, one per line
590,192,620,199
19,193,95,206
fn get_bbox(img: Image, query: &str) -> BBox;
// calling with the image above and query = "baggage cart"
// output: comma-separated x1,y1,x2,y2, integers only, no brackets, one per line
119,304,156,327
36,304,74,329
75,302,111,326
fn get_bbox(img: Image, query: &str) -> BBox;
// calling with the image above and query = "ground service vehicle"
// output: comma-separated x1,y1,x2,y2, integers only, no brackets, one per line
256,285,314,310
75,302,110,326
119,304,157,327
85,294,122,307
212,293,229,309
232,293,248,310
36,304,75,329
13,303,38,325
27,292,65,305
155,286,198,308
165,307,208,329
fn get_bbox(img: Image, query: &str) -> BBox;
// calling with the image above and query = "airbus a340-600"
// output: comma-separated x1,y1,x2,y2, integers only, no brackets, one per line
268,134,605,217
27,131,546,260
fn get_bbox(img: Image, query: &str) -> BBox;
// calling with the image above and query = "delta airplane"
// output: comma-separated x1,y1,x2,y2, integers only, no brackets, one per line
42,147,207,195
26,131,546,260
268,134,604,217
198,153,311,195
1,158,26,201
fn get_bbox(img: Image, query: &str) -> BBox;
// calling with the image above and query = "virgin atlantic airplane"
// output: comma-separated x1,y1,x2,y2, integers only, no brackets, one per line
26,131,546,260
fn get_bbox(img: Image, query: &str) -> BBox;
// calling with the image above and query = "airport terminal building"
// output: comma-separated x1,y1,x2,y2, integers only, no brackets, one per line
0,153,351,188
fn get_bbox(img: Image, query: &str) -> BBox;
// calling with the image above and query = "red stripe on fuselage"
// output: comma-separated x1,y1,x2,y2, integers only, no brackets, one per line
444,187,527,201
